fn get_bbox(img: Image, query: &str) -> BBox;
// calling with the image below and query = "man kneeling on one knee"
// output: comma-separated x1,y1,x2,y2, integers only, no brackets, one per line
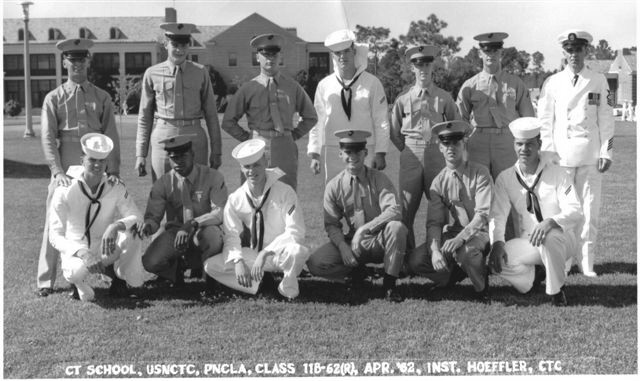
488,117,582,306
141,134,227,285
49,133,144,302
307,130,407,302
405,121,493,302
204,139,310,299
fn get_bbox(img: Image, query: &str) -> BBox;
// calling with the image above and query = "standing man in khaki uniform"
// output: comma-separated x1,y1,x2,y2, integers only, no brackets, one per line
37,38,122,297
457,32,535,180
136,23,221,181
390,45,460,249
222,34,317,191
405,121,492,303
537,30,615,277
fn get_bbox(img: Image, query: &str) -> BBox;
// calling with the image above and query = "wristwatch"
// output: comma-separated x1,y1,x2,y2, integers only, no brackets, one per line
189,220,199,230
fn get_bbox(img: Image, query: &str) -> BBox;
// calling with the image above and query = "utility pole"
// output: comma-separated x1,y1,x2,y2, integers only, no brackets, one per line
22,1,36,138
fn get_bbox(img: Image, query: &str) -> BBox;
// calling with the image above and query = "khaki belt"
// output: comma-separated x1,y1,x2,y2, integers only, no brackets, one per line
253,129,292,138
155,118,202,127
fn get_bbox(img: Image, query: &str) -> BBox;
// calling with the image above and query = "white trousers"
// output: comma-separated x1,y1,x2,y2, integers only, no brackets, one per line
497,230,576,295
204,243,310,299
565,165,601,273
61,232,145,288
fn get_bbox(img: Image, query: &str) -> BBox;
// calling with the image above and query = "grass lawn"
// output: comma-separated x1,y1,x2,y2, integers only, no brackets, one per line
2,116,637,377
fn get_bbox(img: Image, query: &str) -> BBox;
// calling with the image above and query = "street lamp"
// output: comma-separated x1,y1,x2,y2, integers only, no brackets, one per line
22,1,35,138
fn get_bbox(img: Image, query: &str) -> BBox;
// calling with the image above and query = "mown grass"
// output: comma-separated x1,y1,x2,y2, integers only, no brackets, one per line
2,117,637,377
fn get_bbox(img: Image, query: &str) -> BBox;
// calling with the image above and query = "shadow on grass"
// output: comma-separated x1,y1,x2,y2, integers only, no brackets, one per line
595,262,637,275
4,159,50,178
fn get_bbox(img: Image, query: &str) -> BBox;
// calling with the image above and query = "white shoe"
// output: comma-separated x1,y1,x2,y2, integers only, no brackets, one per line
75,281,95,302
582,270,598,278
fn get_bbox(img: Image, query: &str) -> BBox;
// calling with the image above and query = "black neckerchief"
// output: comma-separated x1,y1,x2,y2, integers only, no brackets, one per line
515,170,544,223
245,188,271,251
336,72,363,120
78,181,106,247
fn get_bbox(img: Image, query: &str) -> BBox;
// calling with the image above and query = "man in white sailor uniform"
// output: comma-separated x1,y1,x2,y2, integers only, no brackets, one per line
537,29,615,277
488,117,582,306
204,139,310,300
307,29,389,182
49,134,144,302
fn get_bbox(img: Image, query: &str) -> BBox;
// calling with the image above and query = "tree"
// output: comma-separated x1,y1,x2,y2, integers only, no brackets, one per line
355,25,391,75
398,14,463,57
502,47,530,76
622,46,637,55
531,51,545,74
590,39,615,60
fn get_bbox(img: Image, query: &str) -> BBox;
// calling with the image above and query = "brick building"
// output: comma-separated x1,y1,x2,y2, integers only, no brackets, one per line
3,8,332,113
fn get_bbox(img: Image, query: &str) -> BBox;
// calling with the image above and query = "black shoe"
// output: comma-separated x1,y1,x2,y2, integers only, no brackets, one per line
37,287,53,297
384,288,403,303
444,265,467,288
533,265,546,289
109,278,131,298
69,286,79,300
347,267,368,305
258,273,278,296
474,276,491,304
171,261,186,288
551,287,568,307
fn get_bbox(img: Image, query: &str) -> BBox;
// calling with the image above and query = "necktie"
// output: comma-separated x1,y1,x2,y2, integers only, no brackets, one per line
572,74,579,87
337,72,363,120
76,84,87,136
246,188,271,251
488,75,498,103
351,175,365,228
180,177,194,223
79,181,105,247
267,78,284,133
451,172,470,226
420,91,432,141
515,170,544,222
174,66,184,119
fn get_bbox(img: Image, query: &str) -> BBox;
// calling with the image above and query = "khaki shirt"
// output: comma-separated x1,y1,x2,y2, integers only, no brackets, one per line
324,167,401,246
41,80,121,176
137,60,221,157
222,72,318,141
143,163,227,234
457,70,535,128
390,83,459,150
427,161,493,244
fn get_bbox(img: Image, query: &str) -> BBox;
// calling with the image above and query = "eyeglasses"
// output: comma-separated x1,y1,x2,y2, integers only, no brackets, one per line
564,46,585,54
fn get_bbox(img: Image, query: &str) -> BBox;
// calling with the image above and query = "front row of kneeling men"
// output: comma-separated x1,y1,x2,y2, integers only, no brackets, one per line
49,116,580,306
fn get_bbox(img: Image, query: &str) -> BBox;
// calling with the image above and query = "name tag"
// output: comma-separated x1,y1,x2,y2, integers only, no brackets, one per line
588,92,600,106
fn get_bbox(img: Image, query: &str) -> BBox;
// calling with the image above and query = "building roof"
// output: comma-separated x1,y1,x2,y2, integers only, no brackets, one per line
208,13,305,44
3,17,229,45
585,59,614,74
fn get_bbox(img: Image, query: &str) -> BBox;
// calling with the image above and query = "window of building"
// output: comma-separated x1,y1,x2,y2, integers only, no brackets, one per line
31,79,57,107
30,54,56,76
18,28,24,41
125,52,151,75
79,28,86,38
92,53,119,75
78,27,95,39
48,28,64,41
4,80,25,105
3,54,24,76
190,55,198,63
252,52,259,66
228,52,237,67
109,27,125,40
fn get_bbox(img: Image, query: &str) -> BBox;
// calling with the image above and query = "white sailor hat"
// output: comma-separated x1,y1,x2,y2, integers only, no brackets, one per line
405,45,439,62
250,33,284,53
232,139,266,166
56,38,93,59
158,133,197,155
474,32,509,51
161,22,199,42
509,117,542,140
324,29,356,52
557,29,592,47
81,133,113,159
432,120,472,142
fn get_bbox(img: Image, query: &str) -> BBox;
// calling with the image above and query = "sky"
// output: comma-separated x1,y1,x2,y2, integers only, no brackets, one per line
2,0,638,71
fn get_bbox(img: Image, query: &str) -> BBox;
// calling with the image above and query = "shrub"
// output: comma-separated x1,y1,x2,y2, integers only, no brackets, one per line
5,99,22,116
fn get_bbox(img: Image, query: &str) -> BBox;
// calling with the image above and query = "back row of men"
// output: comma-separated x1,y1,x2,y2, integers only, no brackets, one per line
36,24,614,306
